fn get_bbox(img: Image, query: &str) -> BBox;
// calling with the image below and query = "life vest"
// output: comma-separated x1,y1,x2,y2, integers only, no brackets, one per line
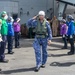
35,19,48,38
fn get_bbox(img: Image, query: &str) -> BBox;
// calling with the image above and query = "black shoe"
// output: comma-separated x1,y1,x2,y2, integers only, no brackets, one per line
34,67,40,72
8,52,14,54
41,65,45,68
17,46,21,48
15,47,17,48
0,59,9,63
0,68,2,71
62,47,67,49
15,46,21,48
68,52,74,55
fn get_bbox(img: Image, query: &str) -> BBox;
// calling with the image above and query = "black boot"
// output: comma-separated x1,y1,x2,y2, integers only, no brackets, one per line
34,67,40,72
62,46,67,49
8,51,14,54
41,64,45,68
0,59,9,63
0,68,2,71
68,51,74,55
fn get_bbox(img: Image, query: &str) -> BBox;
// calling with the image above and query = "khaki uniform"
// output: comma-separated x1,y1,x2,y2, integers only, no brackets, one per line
52,19,58,36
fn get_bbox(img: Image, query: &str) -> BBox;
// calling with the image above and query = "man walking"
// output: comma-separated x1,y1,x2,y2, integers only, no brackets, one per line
28,11,52,72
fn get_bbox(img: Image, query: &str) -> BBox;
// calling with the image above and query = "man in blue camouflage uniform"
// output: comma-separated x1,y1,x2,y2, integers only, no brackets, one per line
28,11,52,72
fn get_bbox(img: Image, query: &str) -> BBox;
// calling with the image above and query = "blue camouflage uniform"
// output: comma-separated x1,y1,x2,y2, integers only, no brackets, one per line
28,18,52,68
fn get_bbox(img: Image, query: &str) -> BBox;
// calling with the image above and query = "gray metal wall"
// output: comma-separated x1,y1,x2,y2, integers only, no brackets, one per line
16,0,54,24
0,0,55,24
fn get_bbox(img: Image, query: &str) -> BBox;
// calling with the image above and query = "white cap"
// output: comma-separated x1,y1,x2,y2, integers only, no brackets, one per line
38,11,45,16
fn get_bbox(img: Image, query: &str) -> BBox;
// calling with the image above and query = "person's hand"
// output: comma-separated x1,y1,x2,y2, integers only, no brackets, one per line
48,40,51,45
70,35,73,39
19,32,21,35
32,15,38,20
17,19,20,23
0,38,2,42
62,35,65,38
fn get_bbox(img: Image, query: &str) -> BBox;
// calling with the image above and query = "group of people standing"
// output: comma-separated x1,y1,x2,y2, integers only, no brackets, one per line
28,11,75,72
0,10,75,72
48,14,75,55
60,15,75,55
0,11,21,63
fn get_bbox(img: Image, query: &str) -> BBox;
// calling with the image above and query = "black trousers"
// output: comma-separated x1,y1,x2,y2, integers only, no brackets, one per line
7,36,13,53
62,36,67,48
67,36,74,53
0,41,5,61
2,35,7,51
14,32,20,48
